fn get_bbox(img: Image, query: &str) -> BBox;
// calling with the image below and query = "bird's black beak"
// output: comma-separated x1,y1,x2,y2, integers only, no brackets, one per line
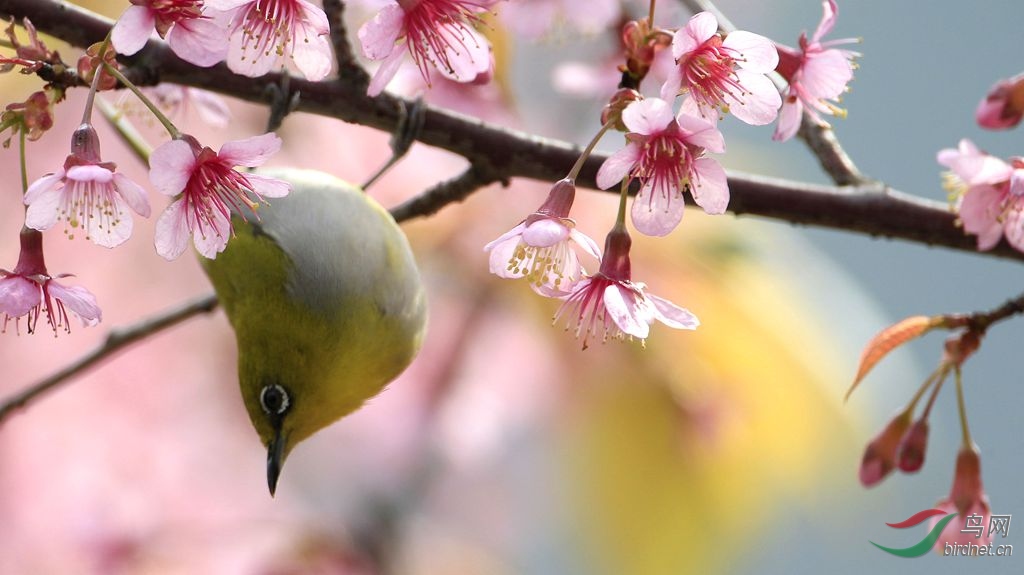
267,429,286,496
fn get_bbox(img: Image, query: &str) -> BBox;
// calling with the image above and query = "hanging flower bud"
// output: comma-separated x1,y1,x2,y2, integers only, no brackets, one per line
896,419,929,473
858,409,911,487
975,72,1024,130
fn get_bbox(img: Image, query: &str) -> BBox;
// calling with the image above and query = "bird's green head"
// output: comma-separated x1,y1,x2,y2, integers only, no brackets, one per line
201,169,427,495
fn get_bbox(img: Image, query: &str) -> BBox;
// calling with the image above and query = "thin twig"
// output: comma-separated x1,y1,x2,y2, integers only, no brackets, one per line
363,97,427,190
3,1,1022,262
0,293,218,425
678,0,868,185
390,164,504,223
321,0,370,85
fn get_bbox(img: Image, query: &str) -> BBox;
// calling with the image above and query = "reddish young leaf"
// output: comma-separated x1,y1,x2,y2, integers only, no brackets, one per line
846,316,939,401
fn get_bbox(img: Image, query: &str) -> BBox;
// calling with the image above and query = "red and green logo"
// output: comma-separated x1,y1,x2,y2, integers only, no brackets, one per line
871,509,957,557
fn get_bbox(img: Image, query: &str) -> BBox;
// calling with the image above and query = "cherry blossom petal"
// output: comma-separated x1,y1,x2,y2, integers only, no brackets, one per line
521,219,570,248
1004,203,1024,252
725,69,781,125
486,236,523,278
226,34,276,78
773,95,803,142
192,210,233,259
367,46,407,96
23,178,64,231
429,24,490,82
66,164,114,185
155,199,192,260
569,229,602,260
149,139,196,196
801,49,853,100
691,157,729,214
673,12,718,60
596,144,641,189
358,4,405,60
722,30,779,73
87,201,133,249
959,186,1004,250
649,293,699,330
659,71,682,102
111,5,156,56
245,173,292,198
1010,168,1024,197
23,172,63,206
484,222,527,252
166,17,229,67
47,281,102,326
677,112,725,153
0,276,41,318
812,0,840,44
291,31,333,81
112,173,152,217
218,133,283,166
621,98,674,135
603,284,649,339
631,180,684,237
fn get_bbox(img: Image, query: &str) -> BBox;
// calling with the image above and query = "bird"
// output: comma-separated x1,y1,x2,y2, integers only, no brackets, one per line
201,168,427,495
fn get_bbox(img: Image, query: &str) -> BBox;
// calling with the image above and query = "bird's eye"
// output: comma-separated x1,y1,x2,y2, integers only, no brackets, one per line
259,384,290,416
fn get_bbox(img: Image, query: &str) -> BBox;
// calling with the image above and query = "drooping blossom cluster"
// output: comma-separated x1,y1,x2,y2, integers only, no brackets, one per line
0,229,100,335
851,317,992,551
482,1,860,348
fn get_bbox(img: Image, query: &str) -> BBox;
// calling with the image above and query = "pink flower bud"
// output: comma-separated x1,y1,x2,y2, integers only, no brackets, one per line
896,419,929,473
976,73,1024,130
858,410,911,487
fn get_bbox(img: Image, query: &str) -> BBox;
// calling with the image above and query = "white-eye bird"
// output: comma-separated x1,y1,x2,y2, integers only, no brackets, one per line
201,169,427,495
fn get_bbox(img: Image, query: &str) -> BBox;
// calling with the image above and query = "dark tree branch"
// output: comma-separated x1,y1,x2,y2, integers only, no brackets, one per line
0,294,218,426
1,0,1020,263
390,163,505,223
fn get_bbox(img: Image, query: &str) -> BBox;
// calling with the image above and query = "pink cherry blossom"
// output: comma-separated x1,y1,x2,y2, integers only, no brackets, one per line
111,0,228,67
1,230,101,335
207,0,332,80
358,0,499,97
661,11,781,125
554,228,698,349
141,84,232,128
596,97,728,237
772,0,859,142
938,139,1024,252
975,72,1024,130
930,446,993,553
24,124,151,248
149,132,291,260
485,179,601,296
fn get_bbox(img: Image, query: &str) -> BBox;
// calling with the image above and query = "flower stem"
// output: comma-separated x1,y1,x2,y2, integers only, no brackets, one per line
954,366,973,448
648,0,657,25
102,62,181,139
18,121,28,194
920,365,948,419
95,96,153,163
81,34,111,125
905,365,945,413
567,119,614,181
615,175,630,228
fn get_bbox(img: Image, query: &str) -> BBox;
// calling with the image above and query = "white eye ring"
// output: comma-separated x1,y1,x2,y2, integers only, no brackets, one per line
259,384,290,416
